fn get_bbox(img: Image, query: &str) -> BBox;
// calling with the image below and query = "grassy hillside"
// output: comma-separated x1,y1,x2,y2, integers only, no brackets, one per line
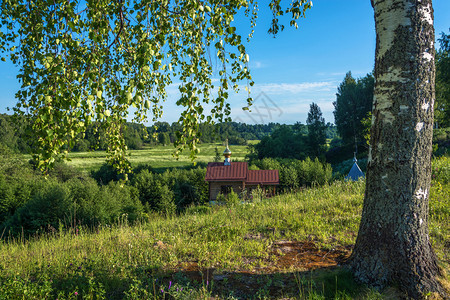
0,178,448,299
64,143,249,173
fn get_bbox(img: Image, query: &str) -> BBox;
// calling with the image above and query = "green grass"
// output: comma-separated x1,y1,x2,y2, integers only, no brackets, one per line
0,178,448,299
64,143,250,173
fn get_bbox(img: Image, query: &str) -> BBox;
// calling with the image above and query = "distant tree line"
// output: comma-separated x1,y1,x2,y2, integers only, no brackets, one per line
0,114,336,154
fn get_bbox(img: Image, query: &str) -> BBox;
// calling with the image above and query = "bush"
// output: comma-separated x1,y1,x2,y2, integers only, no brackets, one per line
100,181,143,223
433,127,450,157
91,162,125,185
48,161,84,182
251,185,265,203
2,178,143,237
131,170,175,215
131,167,208,213
225,190,240,207
252,157,332,190
0,159,46,225
280,164,299,191
155,185,176,216
215,193,226,203
2,180,72,236
258,158,282,171
294,157,332,186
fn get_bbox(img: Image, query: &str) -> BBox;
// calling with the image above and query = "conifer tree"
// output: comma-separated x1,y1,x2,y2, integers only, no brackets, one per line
306,102,326,158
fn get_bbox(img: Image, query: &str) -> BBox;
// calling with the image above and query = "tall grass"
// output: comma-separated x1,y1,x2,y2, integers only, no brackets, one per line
0,178,448,299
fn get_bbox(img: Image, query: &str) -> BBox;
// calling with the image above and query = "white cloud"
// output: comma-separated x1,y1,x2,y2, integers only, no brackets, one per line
250,61,265,69
145,79,339,125
253,81,335,94
316,71,346,77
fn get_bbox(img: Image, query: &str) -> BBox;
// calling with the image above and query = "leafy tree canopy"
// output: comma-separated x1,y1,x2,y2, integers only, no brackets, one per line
333,71,374,147
435,28,450,127
0,0,313,176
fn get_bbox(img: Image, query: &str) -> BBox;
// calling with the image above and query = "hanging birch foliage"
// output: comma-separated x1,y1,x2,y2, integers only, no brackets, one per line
0,0,311,176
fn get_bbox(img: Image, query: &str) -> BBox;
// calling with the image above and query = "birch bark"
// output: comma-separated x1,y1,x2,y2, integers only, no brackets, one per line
349,0,446,298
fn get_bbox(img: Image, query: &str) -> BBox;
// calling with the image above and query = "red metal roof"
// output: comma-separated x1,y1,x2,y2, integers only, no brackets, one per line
247,170,279,185
205,162,279,185
205,162,248,181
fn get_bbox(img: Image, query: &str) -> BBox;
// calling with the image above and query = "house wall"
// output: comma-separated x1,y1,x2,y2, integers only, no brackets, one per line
209,181,245,201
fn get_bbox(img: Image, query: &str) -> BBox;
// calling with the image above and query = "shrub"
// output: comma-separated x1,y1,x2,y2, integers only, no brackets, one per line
280,164,299,191
156,185,176,216
131,170,175,215
91,162,125,185
2,178,144,237
64,177,104,226
0,143,14,156
3,180,72,236
216,193,226,203
100,181,143,223
131,167,208,212
0,160,46,225
225,190,240,207
258,158,282,171
295,157,332,186
48,161,84,182
253,157,332,190
251,185,265,203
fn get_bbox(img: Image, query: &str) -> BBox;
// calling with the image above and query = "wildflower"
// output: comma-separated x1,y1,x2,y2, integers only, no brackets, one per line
74,292,78,296
206,280,209,286
161,288,164,293
168,281,172,289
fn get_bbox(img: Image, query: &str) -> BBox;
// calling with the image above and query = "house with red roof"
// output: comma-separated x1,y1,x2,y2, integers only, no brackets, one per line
205,141,279,201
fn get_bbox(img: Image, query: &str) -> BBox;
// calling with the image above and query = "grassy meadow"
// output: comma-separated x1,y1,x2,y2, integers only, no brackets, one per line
3,145,449,299
65,143,249,173
0,176,448,299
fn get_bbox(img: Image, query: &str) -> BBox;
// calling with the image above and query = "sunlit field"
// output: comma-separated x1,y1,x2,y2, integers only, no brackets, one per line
61,143,249,173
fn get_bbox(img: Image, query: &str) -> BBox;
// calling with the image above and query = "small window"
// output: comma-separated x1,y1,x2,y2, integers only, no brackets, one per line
221,185,232,195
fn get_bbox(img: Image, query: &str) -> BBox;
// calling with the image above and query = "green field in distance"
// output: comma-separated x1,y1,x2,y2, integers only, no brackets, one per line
65,142,250,173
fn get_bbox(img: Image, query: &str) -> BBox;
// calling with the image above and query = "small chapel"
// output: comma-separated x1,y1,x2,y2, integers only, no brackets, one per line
205,141,279,201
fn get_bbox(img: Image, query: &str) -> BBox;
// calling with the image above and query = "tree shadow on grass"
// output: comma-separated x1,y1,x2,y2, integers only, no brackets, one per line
21,240,372,299
146,241,368,299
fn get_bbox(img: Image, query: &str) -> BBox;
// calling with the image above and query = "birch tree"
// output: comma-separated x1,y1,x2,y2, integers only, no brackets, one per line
349,0,446,297
0,0,311,175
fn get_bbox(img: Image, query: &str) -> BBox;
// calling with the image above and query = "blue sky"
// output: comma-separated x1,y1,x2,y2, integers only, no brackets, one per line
1,1,449,125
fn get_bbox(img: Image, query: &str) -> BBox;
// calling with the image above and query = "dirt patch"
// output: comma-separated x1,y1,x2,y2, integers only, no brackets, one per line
267,240,351,271
174,240,351,282
169,240,353,298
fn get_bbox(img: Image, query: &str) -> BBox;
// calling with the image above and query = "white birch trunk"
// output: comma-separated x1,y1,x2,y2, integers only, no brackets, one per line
349,0,446,298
